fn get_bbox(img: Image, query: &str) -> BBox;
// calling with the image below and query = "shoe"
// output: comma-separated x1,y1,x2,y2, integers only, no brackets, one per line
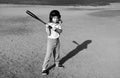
42,70,48,75
56,63,64,68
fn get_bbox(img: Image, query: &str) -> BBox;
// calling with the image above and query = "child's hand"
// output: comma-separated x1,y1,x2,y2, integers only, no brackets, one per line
55,28,62,34
48,25,52,29
46,24,52,36
45,24,52,29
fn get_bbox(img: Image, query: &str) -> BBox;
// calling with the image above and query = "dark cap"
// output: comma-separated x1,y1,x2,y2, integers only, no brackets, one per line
49,10,61,18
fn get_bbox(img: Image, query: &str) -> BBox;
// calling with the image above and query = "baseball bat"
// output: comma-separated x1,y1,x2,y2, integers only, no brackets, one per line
26,10,46,25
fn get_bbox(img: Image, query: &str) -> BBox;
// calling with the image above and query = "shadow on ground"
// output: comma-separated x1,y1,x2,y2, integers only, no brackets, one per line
46,40,92,73
60,40,92,65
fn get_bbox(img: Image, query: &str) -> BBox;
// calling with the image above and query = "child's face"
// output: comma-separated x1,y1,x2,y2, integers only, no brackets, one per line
52,16,59,23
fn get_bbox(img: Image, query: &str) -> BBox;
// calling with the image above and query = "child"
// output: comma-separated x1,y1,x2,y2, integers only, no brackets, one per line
42,10,63,75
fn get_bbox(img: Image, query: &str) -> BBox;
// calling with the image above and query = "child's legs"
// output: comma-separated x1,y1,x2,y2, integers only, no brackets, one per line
53,39,60,63
42,38,56,70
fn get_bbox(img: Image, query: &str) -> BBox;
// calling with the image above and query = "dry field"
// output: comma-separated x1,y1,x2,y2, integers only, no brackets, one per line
0,3,120,78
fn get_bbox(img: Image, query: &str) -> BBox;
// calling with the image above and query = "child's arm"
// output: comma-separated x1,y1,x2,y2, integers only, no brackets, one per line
53,24,62,34
55,28,62,34
46,24,52,36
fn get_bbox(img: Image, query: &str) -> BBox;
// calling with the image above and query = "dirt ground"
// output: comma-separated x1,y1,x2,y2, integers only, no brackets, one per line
0,3,120,78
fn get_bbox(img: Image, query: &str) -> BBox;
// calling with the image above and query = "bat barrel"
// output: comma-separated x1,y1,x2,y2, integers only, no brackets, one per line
26,10,46,25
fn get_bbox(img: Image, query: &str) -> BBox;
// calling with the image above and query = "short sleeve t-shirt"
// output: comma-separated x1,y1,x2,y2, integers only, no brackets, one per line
46,23,62,39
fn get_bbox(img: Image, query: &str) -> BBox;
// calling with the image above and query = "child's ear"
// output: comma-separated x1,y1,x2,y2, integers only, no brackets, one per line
58,19,62,23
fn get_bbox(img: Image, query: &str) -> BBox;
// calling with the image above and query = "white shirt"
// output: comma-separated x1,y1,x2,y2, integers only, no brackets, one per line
46,23,62,39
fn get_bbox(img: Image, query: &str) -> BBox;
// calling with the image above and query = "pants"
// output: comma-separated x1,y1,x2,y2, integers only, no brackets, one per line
42,38,60,70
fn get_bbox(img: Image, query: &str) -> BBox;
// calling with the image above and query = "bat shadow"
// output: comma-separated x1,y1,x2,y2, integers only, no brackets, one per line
59,40,92,65
46,40,92,73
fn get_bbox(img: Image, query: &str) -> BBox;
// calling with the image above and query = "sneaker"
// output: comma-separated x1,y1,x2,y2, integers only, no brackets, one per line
56,63,64,68
42,70,48,75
